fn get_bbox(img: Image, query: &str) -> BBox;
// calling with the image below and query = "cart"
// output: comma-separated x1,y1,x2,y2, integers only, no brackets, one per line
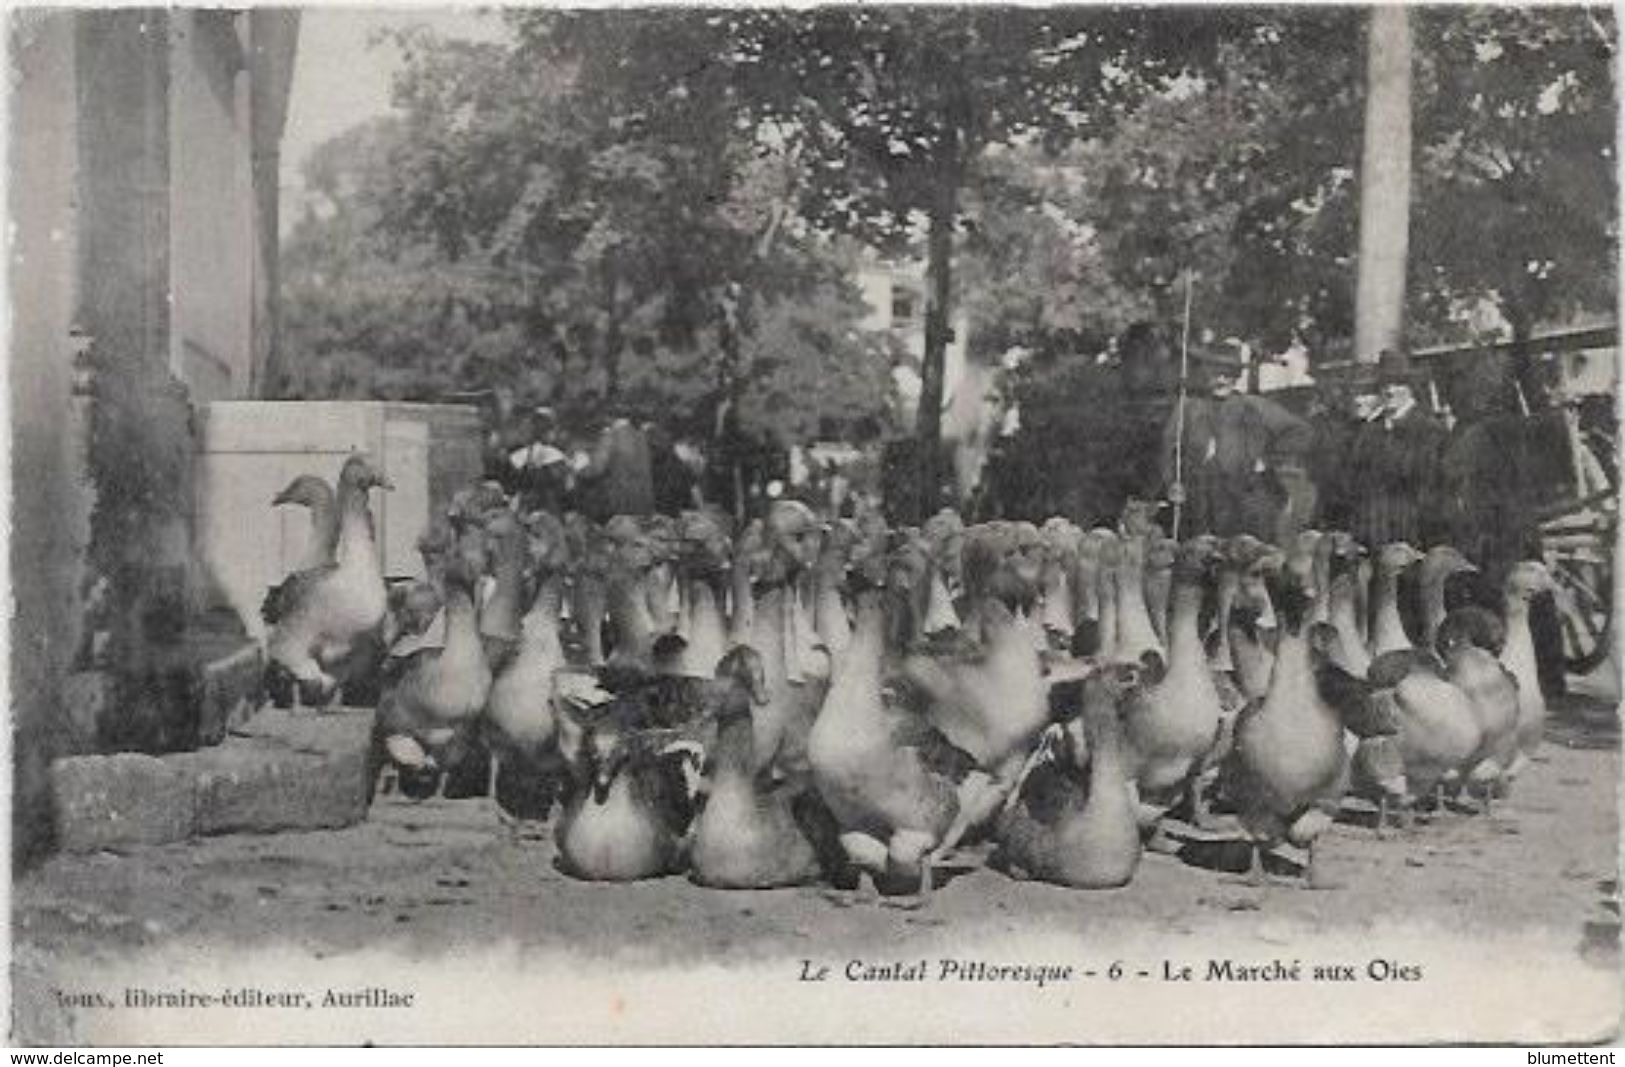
1418,324,1617,674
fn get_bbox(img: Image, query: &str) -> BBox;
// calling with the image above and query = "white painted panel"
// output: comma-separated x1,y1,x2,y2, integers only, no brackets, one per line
195,400,480,636
381,418,430,581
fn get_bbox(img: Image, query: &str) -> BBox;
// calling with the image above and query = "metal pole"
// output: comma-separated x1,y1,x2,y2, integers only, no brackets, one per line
1172,270,1194,540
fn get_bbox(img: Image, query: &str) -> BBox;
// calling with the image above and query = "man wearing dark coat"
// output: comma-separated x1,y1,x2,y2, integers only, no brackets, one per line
1348,350,1450,548
1160,349,1314,539
576,410,656,522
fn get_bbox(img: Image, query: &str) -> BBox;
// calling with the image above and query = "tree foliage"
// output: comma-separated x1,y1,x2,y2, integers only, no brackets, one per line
278,19,891,444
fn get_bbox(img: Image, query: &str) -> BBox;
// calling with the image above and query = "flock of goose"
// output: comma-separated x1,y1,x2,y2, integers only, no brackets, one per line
260,453,1557,905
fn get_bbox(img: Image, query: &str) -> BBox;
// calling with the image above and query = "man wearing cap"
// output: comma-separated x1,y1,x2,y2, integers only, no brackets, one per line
1348,349,1449,547
509,406,571,515
1160,348,1313,539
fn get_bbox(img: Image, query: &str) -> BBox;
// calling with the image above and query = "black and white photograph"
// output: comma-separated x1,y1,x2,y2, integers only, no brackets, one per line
7,3,1620,1046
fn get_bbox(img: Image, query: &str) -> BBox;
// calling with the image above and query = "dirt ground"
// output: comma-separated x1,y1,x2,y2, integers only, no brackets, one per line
13,694,1621,1045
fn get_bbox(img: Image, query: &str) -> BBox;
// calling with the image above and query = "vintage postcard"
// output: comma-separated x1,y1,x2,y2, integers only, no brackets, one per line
8,3,1620,1046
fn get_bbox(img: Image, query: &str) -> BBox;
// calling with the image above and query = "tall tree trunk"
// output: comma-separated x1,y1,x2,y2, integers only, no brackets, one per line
1354,5,1413,363
916,177,958,519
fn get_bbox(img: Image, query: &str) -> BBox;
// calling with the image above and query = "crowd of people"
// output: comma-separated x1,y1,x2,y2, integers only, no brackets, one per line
477,339,1584,597
1162,348,1449,546
484,402,884,529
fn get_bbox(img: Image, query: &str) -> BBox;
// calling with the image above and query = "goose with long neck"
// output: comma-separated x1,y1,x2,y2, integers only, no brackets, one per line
1112,532,1165,666
602,516,662,672
811,519,860,667
807,545,962,906
1226,538,1282,702
1370,542,1425,656
1323,533,1372,677
1121,537,1226,822
1142,535,1178,646
477,509,528,671
1223,570,1353,887
1093,533,1122,660
1500,562,1556,782
374,542,494,799
553,701,699,882
1417,545,1478,648
690,646,828,888
261,474,340,632
996,663,1145,889
744,501,829,781
673,510,733,678
274,474,339,572
566,515,612,668
1072,530,1109,655
484,513,572,826
902,522,1050,850
265,454,393,705
1207,538,1250,674
1038,518,1083,646
1309,532,1335,625
922,509,967,637
641,515,684,637
1435,606,1521,810
1358,615,1483,817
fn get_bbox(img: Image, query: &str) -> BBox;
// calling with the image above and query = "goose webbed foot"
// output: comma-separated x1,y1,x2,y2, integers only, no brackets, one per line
878,864,933,911
1245,843,1267,888
821,871,879,909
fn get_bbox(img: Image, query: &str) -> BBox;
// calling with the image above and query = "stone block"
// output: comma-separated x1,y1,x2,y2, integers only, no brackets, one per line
50,752,196,852
192,706,375,835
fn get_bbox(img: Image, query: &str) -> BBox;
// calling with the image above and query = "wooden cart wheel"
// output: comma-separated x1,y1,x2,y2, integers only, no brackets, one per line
1540,513,1615,675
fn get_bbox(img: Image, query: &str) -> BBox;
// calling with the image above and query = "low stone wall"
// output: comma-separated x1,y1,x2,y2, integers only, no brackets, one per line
50,706,374,852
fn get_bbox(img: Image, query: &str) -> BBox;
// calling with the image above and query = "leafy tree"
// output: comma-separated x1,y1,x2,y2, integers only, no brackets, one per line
695,7,1257,518
1411,6,1617,350
280,22,889,449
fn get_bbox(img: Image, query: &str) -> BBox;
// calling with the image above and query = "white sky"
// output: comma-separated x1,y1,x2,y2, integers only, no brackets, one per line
280,7,504,222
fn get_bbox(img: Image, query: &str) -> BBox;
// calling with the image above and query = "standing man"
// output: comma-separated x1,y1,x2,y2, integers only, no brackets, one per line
509,406,572,515
1349,349,1449,547
1160,349,1313,539
576,407,656,522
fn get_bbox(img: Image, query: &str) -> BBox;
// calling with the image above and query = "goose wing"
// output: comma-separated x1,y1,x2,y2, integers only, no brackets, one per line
261,563,337,626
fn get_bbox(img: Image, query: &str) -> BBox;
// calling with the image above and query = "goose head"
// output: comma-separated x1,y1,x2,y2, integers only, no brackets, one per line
272,474,334,509
446,481,506,532
1145,534,1180,578
604,514,657,574
1009,522,1046,593
1421,544,1478,590
714,644,770,713
766,500,822,576
1325,531,1366,581
338,454,394,494
1286,530,1323,594
676,509,733,582
524,510,571,578
1375,541,1426,577
1504,560,1557,603
1172,534,1224,587
1435,605,1507,659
